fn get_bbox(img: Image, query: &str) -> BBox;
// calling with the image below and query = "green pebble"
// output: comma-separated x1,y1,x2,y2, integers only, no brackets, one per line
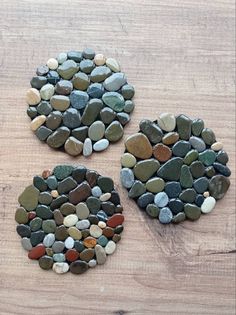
53,165,75,180
97,176,114,193
124,100,134,113
146,177,165,193
39,255,54,270
201,128,216,145
184,204,201,221
183,149,199,165
191,118,204,136
128,180,146,198
176,114,192,140
134,159,160,182
180,165,193,188
97,235,108,247
172,212,186,223
81,99,104,126
18,185,39,211
15,207,29,224
199,150,216,166
53,253,66,262
57,60,78,80
146,204,159,218
30,217,42,232
35,126,52,141
102,92,125,112
46,176,58,190
121,84,135,100
42,219,57,233
38,192,53,205
105,121,124,142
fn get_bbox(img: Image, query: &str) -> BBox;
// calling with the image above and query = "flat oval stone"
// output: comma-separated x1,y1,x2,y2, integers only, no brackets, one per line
28,244,46,260
15,207,29,224
157,157,183,181
69,182,91,205
42,219,56,233
191,118,204,136
121,84,135,100
27,107,38,119
52,241,65,253
70,90,89,110
88,121,105,141
172,212,186,223
176,114,192,140
100,107,116,124
76,219,90,230
105,121,124,142
189,136,206,152
120,168,135,188
125,133,152,159
190,161,205,178
72,72,90,90
64,137,83,156
199,149,216,166
104,72,126,91
40,84,54,100
195,194,205,207
179,189,196,203
153,143,172,162
209,175,230,200
67,50,82,62
47,70,60,85
117,112,130,126
157,113,176,132
63,214,78,227
138,193,154,208
30,76,47,90
53,262,69,274
16,224,31,238
90,66,111,82
180,165,193,188
184,203,201,220
201,128,216,145
105,240,116,254
57,60,78,80
18,185,39,211
46,126,70,148
139,119,163,144
201,196,216,213
36,65,49,76
70,260,88,274
146,177,165,193
102,92,125,112
83,237,96,249
133,159,160,182
164,181,182,198
55,80,73,95
82,48,95,59
121,153,137,168
159,207,173,224
217,150,229,165
37,101,52,115
46,111,62,130
81,99,104,126
90,225,102,238
21,237,32,251
107,214,124,228
63,108,81,129
53,253,65,262
30,115,46,131
93,139,109,152
183,149,199,165
172,140,191,157
146,204,159,218
68,227,82,240
128,180,146,198
43,233,55,247
193,177,209,193
29,217,42,231
168,199,184,214
87,83,104,98
65,236,75,249
35,126,52,141
50,95,70,111
124,100,134,113
65,249,79,262
36,205,53,219
162,132,179,145
94,54,106,66
55,225,69,241
213,162,231,177
154,192,169,207
211,142,223,151
53,165,74,180
95,244,106,264
39,255,54,270
80,59,95,74
26,88,41,105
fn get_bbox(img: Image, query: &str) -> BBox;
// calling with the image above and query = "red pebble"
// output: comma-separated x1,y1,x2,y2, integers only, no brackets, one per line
28,211,36,220
28,244,45,260
65,249,79,262
107,214,124,228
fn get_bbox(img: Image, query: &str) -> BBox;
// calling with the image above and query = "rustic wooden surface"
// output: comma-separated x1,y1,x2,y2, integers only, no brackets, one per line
0,0,235,314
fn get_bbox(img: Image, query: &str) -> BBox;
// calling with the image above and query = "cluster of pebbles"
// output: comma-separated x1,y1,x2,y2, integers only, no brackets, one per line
26,48,135,157
15,165,124,274
120,113,231,224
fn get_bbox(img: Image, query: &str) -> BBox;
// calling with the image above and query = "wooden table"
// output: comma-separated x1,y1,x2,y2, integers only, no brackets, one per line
0,1,235,314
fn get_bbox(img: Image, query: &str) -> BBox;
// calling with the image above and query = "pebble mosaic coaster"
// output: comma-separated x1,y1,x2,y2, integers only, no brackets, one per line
15,165,124,274
26,48,135,156
120,113,231,224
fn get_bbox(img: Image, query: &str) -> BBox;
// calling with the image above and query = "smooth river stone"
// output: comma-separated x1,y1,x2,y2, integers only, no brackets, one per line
69,182,92,204
183,149,199,165
18,185,39,211
189,136,206,152
35,126,52,141
193,177,209,194
157,113,176,132
120,168,134,188
146,177,165,193
124,100,134,113
217,151,229,165
57,60,78,80
55,80,73,95
121,152,137,168
88,121,105,141
157,157,183,181
93,139,109,152
50,95,70,111
105,240,116,255
172,212,186,223
30,115,46,131
176,114,192,140
102,92,125,112
53,164,74,180
82,48,95,59
90,66,111,82
53,262,69,274
21,237,32,251
117,112,130,126
211,142,223,152
80,59,94,74
64,137,83,156
146,204,159,217
81,99,104,126
180,165,193,188
100,107,116,124
95,244,106,265
209,175,230,200
106,58,120,72
121,84,135,100
168,199,184,214
201,196,216,213
105,121,124,142
172,140,191,157
191,118,204,136
70,90,89,110
40,84,54,100
72,72,90,90
184,203,201,220
162,132,179,145
153,143,172,162
15,207,29,224
47,126,70,148
128,180,146,198
87,83,104,98
139,119,163,144
37,101,52,115
72,126,88,142
62,108,81,128
26,88,41,105
190,161,205,178
159,207,173,224
179,189,196,203
201,128,216,145
125,133,152,159
103,72,126,91
213,162,231,177
133,159,160,182
46,111,62,130
154,192,169,208
199,150,216,166
164,181,182,198
30,76,47,90
67,51,82,62
83,138,93,157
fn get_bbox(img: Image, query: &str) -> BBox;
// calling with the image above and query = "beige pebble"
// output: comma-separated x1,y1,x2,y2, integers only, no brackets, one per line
26,88,41,105
51,190,59,198
121,152,137,168
68,227,82,240
106,57,120,72
100,193,111,202
201,196,216,214
98,221,106,229
53,262,69,274
30,115,46,131
76,202,90,220
63,214,78,227
105,240,116,255
94,54,106,66
203,191,210,198
157,113,176,132
211,142,223,151
89,224,102,238
64,137,83,156
46,58,58,70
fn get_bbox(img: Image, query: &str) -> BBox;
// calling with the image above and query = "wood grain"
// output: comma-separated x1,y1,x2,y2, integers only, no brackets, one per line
0,0,235,314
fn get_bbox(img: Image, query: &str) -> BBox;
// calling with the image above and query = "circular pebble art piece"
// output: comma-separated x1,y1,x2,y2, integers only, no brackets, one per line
26,48,135,157
15,165,124,274
120,113,231,224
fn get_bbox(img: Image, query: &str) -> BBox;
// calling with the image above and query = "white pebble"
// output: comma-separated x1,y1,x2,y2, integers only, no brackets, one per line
91,186,102,198
93,139,109,152
106,57,120,72
57,52,67,64
157,113,176,132
154,192,169,208
100,193,111,202
76,219,90,230
88,259,97,268
98,221,106,229
30,115,46,131
52,262,69,274
211,142,223,151
43,233,55,247
40,83,54,100
47,58,58,70
63,214,78,227
94,54,106,66
203,191,210,198
65,236,75,249
105,240,116,255
90,224,102,238
83,138,93,157
201,196,216,214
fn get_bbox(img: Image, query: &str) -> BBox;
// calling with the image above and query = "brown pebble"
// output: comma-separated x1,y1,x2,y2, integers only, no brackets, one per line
53,209,64,225
83,236,97,248
103,227,114,238
162,132,179,145
42,169,51,179
153,143,172,162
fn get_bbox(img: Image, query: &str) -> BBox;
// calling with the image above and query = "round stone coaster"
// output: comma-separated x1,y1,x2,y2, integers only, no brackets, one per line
120,113,231,224
27,49,135,156
15,165,124,274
